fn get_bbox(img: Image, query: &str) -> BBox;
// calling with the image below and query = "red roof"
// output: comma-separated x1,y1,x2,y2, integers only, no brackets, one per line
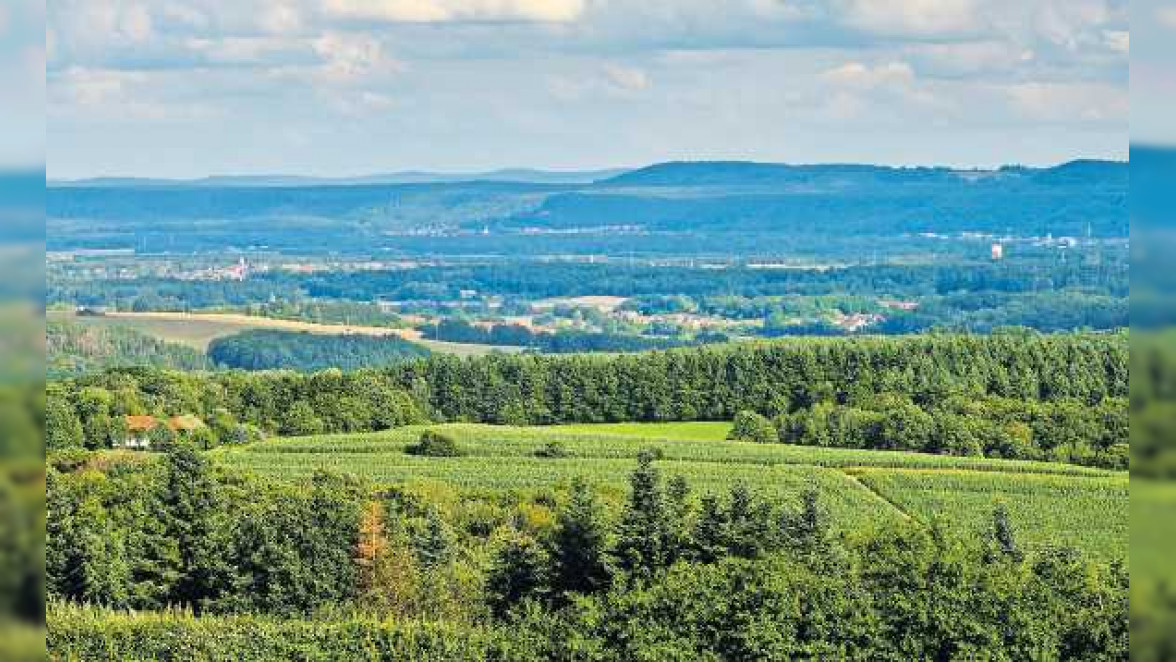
125,415,159,432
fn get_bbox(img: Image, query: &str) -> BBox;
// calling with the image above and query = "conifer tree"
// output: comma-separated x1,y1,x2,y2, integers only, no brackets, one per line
614,451,668,578
415,508,452,569
692,494,729,563
550,477,612,596
486,530,549,618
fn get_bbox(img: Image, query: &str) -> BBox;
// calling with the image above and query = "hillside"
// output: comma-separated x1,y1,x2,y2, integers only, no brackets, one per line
46,159,1129,256
46,320,212,377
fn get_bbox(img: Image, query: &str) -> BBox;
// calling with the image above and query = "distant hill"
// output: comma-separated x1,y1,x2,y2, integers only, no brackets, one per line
602,159,1125,187
50,168,629,188
47,159,1128,255
601,161,959,187
504,159,1128,239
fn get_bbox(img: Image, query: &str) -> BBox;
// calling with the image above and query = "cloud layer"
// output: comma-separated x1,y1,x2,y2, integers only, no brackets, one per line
48,0,1129,177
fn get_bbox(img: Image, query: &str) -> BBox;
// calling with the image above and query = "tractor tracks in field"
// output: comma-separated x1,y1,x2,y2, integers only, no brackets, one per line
839,470,913,521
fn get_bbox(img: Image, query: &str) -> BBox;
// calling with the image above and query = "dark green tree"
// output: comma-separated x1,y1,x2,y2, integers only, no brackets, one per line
614,451,668,578
550,477,612,596
415,507,452,568
692,494,729,563
486,531,549,618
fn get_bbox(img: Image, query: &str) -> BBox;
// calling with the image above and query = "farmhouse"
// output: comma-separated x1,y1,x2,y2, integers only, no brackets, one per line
120,415,158,449
117,414,206,450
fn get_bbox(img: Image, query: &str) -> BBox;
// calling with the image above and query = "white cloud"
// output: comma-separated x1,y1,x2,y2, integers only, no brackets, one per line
56,67,139,108
835,0,983,37
548,62,651,101
907,41,1034,77
312,31,402,82
823,61,915,89
603,63,650,92
1005,81,1127,123
323,0,586,23
261,2,304,34
119,4,156,42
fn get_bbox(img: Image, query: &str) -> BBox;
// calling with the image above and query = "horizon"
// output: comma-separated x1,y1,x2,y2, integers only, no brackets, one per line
48,154,1129,185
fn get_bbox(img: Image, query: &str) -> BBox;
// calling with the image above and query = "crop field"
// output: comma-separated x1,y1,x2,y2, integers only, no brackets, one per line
48,310,516,356
213,422,1127,560
851,468,1127,559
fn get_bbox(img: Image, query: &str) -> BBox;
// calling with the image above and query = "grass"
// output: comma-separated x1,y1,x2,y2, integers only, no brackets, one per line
549,421,733,441
212,421,1127,559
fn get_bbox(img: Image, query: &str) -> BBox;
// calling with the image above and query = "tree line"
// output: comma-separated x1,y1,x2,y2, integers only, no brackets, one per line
47,320,211,378
728,389,1128,469
46,333,1128,454
207,329,430,372
420,318,710,353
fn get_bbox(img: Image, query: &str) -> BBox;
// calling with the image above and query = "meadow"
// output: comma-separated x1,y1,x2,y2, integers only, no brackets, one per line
213,421,1128,560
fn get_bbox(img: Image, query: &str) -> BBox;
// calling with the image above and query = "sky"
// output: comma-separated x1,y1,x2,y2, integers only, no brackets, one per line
40,0,1140,178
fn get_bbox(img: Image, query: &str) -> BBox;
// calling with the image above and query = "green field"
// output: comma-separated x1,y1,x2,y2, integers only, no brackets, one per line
213,422,1127,560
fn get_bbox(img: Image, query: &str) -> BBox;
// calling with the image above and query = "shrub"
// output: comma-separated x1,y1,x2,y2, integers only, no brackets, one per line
407,430,465,457
728,410,777,444
534,441,571,459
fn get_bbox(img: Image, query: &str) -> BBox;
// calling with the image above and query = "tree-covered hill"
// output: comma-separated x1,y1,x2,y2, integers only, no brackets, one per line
47,160,1128,255
207,329,430,372
47,320,211,378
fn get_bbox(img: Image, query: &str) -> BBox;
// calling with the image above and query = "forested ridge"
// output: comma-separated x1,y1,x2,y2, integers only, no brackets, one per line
48,333,1127,467
47,321,211,378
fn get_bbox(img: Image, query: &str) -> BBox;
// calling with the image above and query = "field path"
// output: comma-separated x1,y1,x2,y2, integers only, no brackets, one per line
839,471,913,520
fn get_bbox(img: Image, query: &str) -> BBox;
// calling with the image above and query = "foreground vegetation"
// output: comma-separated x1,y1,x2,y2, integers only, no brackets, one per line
214,423,1126,561
48,446,1126,660
43,331,1133,659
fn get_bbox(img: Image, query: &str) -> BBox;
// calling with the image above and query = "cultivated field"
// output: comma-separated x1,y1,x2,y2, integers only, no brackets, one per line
49,310,517,356
213,421,1127,560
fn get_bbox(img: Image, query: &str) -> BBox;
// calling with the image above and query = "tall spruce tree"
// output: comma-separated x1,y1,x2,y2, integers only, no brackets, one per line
550,477,612,596
614,451,668,578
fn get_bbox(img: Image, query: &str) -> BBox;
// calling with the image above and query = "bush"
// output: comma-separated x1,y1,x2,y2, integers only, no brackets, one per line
534,441,571,459
728,410,777,444
407,430,465,457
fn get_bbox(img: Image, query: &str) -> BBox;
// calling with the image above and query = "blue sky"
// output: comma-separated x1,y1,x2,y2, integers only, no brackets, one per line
43,0,1135,178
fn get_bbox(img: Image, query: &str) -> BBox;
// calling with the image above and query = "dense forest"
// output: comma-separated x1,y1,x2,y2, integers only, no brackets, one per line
47,333,1127,466
47,321,212,378
207,330,430,372
47,446,1127,659
420,318,708,353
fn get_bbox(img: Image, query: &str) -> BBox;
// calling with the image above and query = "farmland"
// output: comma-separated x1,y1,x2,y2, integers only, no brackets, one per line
213,422,1128,560
47,309,516,356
